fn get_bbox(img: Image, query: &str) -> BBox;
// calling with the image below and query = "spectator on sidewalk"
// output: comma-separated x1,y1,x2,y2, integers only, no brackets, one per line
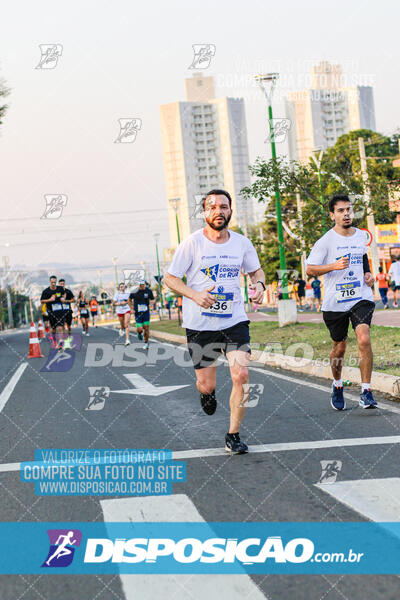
376,266,389,309
311,276,322,312
295,276,306,311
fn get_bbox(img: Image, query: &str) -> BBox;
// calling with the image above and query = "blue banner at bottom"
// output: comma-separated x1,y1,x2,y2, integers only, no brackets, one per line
1,522,400,574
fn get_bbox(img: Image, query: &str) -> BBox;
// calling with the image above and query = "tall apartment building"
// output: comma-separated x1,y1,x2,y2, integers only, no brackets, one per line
286,61,376,162
160,73,253,248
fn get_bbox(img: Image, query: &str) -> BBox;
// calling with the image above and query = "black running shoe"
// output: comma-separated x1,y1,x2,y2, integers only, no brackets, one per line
225,432,248,454
200,391,216,415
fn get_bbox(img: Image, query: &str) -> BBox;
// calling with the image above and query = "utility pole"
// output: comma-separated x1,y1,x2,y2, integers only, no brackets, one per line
296,192,307,280
358,137,380,295
3,257,14,328
154,234,164,309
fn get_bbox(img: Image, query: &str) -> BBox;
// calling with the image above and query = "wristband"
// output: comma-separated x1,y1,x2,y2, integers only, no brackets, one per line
256,280,266,291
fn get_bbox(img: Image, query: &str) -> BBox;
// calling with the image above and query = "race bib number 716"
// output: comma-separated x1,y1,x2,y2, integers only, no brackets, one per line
335,281,362,303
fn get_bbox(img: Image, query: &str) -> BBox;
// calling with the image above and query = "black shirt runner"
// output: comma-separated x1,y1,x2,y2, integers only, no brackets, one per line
129,287,154,315
40,286,65,328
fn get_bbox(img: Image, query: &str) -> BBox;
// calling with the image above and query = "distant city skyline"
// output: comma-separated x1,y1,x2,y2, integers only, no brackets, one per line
286,61,376,162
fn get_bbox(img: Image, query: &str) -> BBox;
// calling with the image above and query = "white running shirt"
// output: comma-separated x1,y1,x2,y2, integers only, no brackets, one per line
388,261,400,285
167,229,261,331
113,291,131,314
306,227,373,312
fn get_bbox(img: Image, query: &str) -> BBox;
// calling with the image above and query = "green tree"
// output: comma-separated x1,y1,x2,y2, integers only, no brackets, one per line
0,75,10,128
242,129,400,263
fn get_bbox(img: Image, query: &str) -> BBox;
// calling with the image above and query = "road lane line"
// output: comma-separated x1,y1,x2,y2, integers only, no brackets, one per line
156,340,400,415
316,478,400,521
100,494,266,600
3,435,400,474
0,363,28,413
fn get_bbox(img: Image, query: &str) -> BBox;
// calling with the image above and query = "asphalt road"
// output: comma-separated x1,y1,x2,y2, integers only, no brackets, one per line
1,324,400,599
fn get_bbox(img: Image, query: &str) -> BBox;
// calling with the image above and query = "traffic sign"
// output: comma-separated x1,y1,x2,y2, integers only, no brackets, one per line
360,228,372,246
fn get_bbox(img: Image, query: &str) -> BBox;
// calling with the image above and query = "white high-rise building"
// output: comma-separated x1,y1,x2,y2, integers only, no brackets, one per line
286,61,376,162
160,73,253,248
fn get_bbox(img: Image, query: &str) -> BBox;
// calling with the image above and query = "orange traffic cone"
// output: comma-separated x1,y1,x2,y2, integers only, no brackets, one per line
28,322,44,358
37,319,45,340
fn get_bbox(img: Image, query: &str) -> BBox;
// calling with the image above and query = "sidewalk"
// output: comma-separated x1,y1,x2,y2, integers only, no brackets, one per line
252,307,400,327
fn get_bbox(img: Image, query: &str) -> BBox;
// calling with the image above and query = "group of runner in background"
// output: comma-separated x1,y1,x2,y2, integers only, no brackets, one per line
40,275,156,350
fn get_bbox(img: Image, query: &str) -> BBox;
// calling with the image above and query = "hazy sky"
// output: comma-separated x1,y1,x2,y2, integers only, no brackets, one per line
0,0,399,281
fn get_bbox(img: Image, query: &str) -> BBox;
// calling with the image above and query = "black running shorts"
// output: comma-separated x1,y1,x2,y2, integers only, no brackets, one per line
186,320,251,370
48,310,66,330
322,300,375,342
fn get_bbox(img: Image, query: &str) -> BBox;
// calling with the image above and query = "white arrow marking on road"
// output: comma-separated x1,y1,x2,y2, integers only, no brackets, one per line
316,477,400,521
100,494,266,600
0,363,28,413
110,373,190,397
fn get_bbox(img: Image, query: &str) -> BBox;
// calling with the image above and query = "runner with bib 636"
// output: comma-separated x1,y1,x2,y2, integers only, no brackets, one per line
165,189,265,454
306,194,377,411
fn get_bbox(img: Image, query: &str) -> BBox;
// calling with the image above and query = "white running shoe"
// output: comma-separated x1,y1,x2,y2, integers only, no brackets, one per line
125,340,130,346
119,328,124,337
143,342,149,350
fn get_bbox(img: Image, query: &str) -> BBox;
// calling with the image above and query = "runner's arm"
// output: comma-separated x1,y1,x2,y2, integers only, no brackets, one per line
164,273,215,308
306,256,349,277
247,267,266,303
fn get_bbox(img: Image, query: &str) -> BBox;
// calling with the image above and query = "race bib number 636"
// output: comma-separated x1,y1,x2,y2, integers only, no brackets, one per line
201,292,234,318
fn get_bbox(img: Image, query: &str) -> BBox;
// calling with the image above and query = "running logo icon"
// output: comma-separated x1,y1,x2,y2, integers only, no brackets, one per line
35,44,63,69
201,264,219,282
188,44,216,70
41,334,82,372
114,118,142,143
86,386,110,411
41,194,67,219
318,460,342,484
42,529,82,568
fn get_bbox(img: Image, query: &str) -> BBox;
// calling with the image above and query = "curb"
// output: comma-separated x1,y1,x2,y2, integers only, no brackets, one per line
150,329,400,400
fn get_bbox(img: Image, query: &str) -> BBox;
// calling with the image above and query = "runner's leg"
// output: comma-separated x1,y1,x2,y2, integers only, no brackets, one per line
195,366,217,396
354,323,373,384
330,340,346,381
124,313,130,342
226,349,250,434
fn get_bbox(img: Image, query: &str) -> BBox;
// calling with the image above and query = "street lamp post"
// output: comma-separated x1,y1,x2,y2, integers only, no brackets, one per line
311,148,327,233
111,257,118,287
154,234,164,310
169,198,181,245
255,73,289,300
256,73,297,325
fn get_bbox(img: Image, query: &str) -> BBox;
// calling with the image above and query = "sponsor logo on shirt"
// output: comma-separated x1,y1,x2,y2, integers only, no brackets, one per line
200,264,240,281
201,264,219,281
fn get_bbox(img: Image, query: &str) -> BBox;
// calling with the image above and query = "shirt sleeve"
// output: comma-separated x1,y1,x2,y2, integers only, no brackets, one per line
242,237,261,273
148,289,154,300
306,238,328,265
167,238,193,278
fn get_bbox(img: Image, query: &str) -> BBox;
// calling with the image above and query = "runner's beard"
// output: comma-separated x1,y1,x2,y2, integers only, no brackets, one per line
342,221,353,229
206,213,231,231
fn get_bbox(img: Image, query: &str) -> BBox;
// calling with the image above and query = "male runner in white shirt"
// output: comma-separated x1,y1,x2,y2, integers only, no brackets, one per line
388,256,400,307
306,194,377,410
165,189,265,454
